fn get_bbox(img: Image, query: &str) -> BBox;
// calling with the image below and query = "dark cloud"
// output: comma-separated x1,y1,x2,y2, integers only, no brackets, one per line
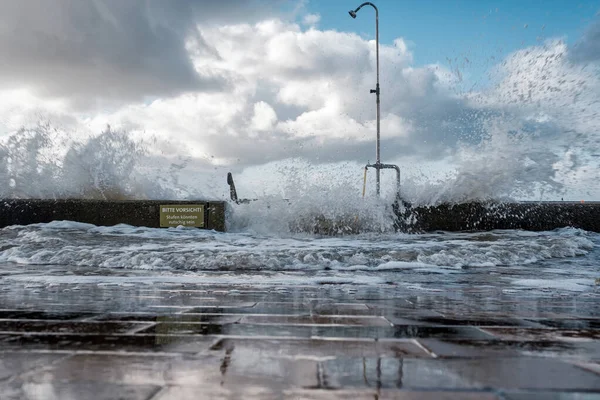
201,127,449,168
570,15,600,63
0,0,285,107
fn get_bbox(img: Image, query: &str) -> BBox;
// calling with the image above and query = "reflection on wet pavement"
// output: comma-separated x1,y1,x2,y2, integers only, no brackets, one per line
0,280,598,399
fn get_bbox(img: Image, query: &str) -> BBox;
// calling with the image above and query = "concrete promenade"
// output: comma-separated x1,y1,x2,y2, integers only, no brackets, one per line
0,280,598,399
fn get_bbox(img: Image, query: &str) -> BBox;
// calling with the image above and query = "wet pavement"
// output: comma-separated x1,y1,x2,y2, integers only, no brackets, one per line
0,281,598,399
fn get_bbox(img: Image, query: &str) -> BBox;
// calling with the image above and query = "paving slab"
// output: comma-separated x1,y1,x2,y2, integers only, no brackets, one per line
209,337,432,358
312,303,373,315
405,315,534,327
0,320,145,334
0,381,160,400
0,333,217,353
528,319,600,330
22,353,221,386
0,352,67,380
321,356,600,390
252,302,313,314
0,311,95,320
36,352,319,391
502,392,600,400
92,312,242,324
418,338,600,359
151,386,293,400
482,327,600,341
378,391,500,400
183,306,268,314
238,315,393,327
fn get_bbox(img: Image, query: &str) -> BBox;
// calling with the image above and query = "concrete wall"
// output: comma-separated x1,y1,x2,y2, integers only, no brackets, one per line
396,201,600,233
0,199,227,232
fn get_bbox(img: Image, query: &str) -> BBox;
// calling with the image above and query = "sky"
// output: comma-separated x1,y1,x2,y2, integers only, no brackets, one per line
0,0,599,202
314,1,599,60
312,0,600,85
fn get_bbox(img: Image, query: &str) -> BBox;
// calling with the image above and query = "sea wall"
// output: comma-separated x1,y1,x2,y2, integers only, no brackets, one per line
397,201,600,233
0,199,227,232
0,199,598,234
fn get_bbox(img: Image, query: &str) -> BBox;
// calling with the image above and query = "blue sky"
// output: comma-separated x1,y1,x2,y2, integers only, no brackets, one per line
302,0,599,80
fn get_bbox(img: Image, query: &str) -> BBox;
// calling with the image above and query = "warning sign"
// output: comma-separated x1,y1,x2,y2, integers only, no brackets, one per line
159,204,205,228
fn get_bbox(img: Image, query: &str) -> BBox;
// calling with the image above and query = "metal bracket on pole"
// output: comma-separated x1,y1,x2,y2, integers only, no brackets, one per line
364,162,401,199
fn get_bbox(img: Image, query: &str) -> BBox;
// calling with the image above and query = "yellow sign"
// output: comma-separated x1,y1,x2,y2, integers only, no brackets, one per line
159,204,205,228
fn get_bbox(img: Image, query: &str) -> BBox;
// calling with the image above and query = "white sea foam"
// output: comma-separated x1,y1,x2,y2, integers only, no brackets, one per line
3,272,387,286
511,278,593,292
0,222,595,275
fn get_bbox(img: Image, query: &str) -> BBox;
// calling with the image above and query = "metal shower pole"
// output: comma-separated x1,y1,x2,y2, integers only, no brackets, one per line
349,2,382,195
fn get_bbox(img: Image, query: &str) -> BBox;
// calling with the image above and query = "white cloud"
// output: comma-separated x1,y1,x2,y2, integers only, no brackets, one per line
302,13,321,27
71,19,430,165
251,102,278,132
